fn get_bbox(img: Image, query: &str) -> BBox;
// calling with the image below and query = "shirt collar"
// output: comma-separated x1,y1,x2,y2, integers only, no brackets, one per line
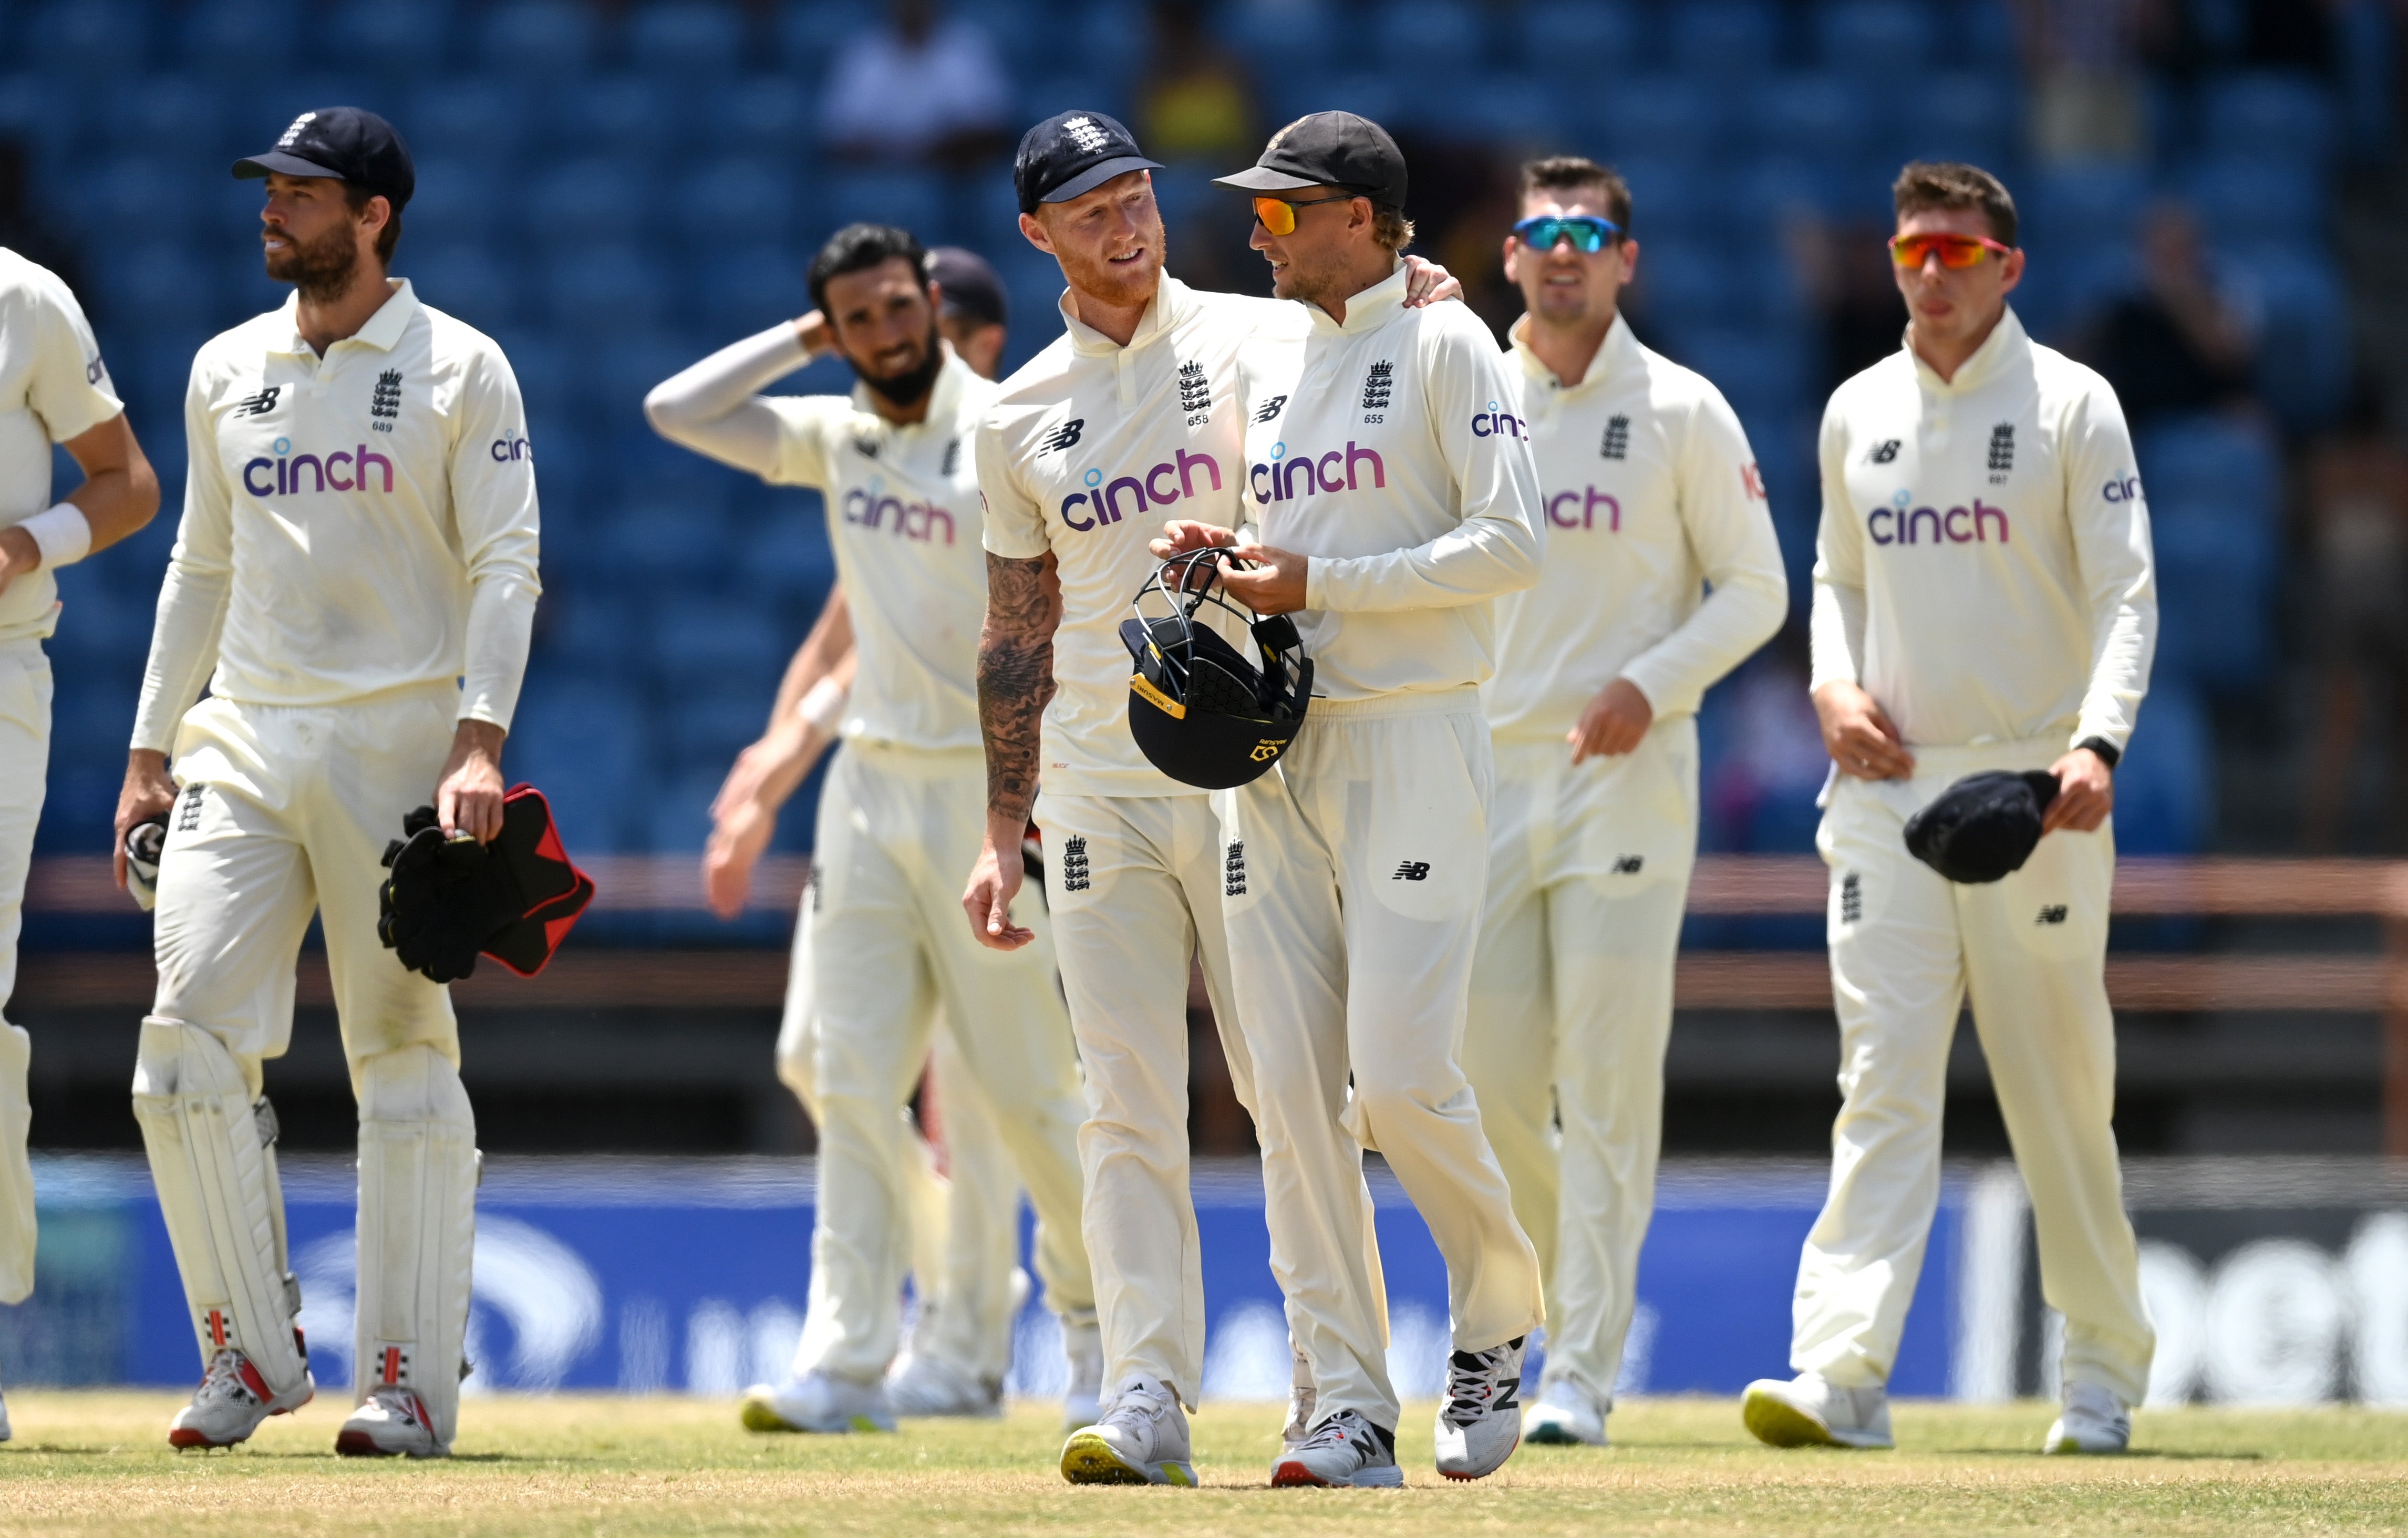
1309,262,1408,336
1905,303,2025,396
848,341,974,428
274,278,418,357
1510,308,1638,391
1059,273,1197,357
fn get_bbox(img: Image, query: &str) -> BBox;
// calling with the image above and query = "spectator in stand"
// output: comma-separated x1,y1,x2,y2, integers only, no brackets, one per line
2015,0,2169,164
2079,201,2257,432
819,0,1012,171
2302,382,2408,850
1136,1,1258,162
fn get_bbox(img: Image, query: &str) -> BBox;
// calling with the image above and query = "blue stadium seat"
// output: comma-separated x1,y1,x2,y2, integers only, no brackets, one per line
709,79,818,164
479,0,598,78
181,0,303,80
545,245,673,329
2227,244,2350,429
0,75,79,153
585,332,700,422
2108,680,2210,854
2138,416,2279,514
324,0,455,80
643,765,729,853
2183,154,2326,245
1669,325,1807,429
1745,73,1865,163
93,246,221,337
528,158,656,247
509,680,649,852
736,508,835,597
87,157,207,242
2136,418,2280,692
553,77,688,168
1599,76,1728,166
666,685,778,769
698,245,807,337
1627,240,1731,331
655,598,786,675
1022,76,1132,132
410,77,532,164
824,170,945,239
1815,0,1934,76
1510,1,1646,79
611,502,737,585
20,0,146,78
775,0,855,75
394,157,484,246
626,0,747,79
1613,155,1715,241
1264,74,1398,137
1897,71,2017,170
1217,0,1336,57
2198,71,2335,168
1732,155,1843,225
693,159,803,247
490,333,569,419
1371,1,1486,74
102,75,231,159
1666,1,1782,79
2023,163,2151,253
1448,75,1563,144
402,246,521,335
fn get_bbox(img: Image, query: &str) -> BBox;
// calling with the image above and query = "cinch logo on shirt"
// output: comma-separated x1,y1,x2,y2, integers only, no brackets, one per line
489,432,533,462
2103,475,2143,502
843,482,957,544
1248,440,1386,504
1470,400,1526,440
1868,491,2009,545
1058,450,1224,532
241,436,394,497
1546,486,1620,531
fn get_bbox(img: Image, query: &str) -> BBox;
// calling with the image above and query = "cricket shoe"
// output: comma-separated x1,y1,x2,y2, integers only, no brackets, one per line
1283,1346,1316,1453
168,1347,314,1450
1272,1409,1403,1488
1061,1317,1104,1431
1741,1372,1894,1449
336,1385,446,1458
1434,1335,1526,1480
2042,1382,2131,1454
739,1370,896,1434
1059,1375,1195,1486
1523,1375,1607,1447
885,1353,1002,1418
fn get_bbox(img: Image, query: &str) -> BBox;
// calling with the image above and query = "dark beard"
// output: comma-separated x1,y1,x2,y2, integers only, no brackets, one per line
857,324,945,409
265,220,359,302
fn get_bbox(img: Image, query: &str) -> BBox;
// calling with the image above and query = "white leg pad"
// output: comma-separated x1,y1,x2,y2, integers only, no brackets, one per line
0,1023,35,1305
354,1045,478,1448
130,1015,307,1392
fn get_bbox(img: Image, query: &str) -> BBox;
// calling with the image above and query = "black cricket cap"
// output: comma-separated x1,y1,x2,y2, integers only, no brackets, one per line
1903,770,2061,884
1212,111,1407,210
927,246,1007,329
1014,110,1163,215
234,107,415,210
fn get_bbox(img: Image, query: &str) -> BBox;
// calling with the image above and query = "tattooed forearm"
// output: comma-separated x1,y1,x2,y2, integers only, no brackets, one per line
978,551,1059,825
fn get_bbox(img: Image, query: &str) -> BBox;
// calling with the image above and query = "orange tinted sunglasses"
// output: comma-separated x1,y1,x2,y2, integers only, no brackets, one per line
1253,193,1355,235
1889,232,2013,269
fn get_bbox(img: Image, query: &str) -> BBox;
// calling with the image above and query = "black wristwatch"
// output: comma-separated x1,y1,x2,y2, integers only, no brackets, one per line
2075,736,2121,770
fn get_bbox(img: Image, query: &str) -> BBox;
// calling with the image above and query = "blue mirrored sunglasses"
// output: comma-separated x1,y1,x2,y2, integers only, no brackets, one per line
1513,214,1622,253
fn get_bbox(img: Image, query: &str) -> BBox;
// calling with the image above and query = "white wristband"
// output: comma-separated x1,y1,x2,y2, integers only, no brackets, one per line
798,676,849,734
18,503,90,569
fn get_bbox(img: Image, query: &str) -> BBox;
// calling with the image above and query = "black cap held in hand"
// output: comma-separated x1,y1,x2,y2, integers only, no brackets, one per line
1903,770,2061,884
1212,110,1407,210
1014,110,1163,215
235,107,415,209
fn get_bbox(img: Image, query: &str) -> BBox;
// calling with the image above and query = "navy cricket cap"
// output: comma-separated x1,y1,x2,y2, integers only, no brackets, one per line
927,246,1008,329
1903,770,2061,884
235,107,415,209
1014,110,1162,215
1213,111,1407,210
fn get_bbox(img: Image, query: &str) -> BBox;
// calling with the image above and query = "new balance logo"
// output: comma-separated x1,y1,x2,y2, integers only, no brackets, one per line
1866,438,1900,464
1612,854,1644,874
1253,395,1288,424
369,368,402,421
235,385,281,418
1360,361,1393,412
1987,422,2015,480
1040,418,1084,454
2037,905,2068,925
1393,861,1430,882
1224,840,1246,897
1177,359,1212,421
1600,414,1629,460
1059,835,1091,893
1840,871,1862,924
850,432,880,461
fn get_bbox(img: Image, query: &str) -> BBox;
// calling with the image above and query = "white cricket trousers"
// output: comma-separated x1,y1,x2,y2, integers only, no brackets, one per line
1795,737,2154,1406
775,897,1023,1387
0,639,50,1307
1466,721,1699,1410
143,686,476,1438
1216,690,1545,1431
800,742,1091,1386
1032,789,1255,1407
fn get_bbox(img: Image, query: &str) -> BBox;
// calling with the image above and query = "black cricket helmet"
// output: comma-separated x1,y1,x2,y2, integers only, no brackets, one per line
1119,547,1313,789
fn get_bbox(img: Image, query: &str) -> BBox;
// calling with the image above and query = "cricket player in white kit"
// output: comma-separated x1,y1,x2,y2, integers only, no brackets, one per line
965,111,1464,1487
1742,163,2156,1456
115,109,540,1458
0,247,161,1437
1470,158,1787,1449
646,223,1098,1434
1158,112,1548,1487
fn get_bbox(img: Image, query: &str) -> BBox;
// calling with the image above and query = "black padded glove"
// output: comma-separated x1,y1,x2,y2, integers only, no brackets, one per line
377,806,523,983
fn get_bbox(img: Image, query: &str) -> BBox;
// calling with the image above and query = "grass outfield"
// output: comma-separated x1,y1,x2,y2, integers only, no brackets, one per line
0,1394,2403,1535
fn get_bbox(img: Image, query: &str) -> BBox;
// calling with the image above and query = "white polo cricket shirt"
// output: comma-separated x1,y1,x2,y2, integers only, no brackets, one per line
0,246,123,646
132,279,542,752
760,350,994,753
1810,306,2156,752
1485,312,1788,741
1234,264,1543,703
979,273,1301,798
